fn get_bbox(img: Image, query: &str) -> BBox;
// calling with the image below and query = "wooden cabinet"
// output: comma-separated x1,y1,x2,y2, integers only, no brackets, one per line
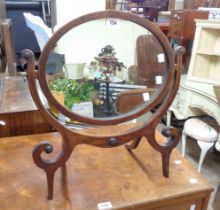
168,10,209,69
188,20,220,84
169,10,208,40
0,77,52,137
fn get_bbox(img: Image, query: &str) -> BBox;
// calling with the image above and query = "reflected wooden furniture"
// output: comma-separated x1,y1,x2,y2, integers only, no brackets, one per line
0,76,52,137
136,34,166,87
0,131,213,210
115,88,156,113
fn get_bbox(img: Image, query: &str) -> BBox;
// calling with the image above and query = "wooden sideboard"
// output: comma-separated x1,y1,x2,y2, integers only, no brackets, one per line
0,131,213,210
0,76,52,137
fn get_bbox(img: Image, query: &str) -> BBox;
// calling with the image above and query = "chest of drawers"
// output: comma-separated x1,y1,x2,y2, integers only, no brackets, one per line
168,10,209,42
168,10,208,69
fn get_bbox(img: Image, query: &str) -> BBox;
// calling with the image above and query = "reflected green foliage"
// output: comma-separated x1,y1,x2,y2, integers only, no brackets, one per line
49,78,95,109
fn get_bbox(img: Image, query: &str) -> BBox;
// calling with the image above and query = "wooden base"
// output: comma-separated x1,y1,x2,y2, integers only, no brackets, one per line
0,132,213,210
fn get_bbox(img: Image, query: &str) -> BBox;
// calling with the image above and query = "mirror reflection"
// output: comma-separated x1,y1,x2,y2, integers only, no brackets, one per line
45,18,167,119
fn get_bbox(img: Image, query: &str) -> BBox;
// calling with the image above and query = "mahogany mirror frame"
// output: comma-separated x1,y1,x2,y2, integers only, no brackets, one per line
27,10,185,200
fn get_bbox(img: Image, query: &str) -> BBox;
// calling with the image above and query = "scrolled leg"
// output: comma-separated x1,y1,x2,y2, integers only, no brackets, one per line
32,140,73,200
161,126,179,178
161,126,179,149
46,170,55,199
161,152,171,178
146,126,179,178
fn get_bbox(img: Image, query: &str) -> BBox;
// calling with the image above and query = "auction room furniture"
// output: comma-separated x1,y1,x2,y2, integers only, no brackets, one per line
168,10,209,69
0,76,52,137
27,10,185,199
0,131,213,210
127,0,169,21
168,20,220,151
182,118,218,172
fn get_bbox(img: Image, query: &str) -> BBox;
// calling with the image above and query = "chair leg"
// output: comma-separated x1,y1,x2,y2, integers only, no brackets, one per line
182,130,187,157
166,110,172,126
197,141,215,172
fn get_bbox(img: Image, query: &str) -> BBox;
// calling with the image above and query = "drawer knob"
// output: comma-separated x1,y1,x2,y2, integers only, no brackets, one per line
108,137,118,147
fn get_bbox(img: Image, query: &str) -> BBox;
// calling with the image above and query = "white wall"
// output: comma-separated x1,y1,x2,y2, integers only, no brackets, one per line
54,0,106,27
55,19,150,68
52,0,151,80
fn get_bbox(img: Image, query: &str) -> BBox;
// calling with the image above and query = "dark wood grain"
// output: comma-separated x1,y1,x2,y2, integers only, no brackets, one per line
136,34,166,87
0,132,213,210
0,77,37,113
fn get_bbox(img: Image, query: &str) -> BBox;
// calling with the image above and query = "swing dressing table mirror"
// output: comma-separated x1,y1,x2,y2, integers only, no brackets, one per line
27,10,184,199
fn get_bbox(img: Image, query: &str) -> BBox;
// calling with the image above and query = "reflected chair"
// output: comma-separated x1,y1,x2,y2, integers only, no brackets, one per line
115,88,156,114
116,34,167,115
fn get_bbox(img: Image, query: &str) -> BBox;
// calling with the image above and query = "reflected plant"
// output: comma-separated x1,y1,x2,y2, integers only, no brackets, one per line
49,78,95,109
